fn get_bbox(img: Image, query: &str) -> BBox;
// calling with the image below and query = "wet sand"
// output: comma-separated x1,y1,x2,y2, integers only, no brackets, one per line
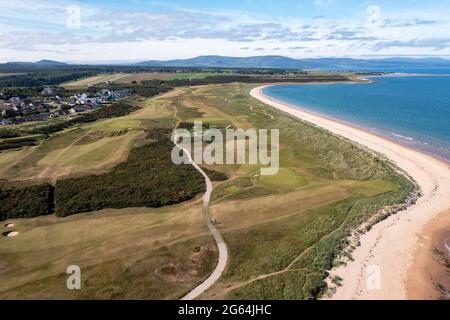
407,210,450,300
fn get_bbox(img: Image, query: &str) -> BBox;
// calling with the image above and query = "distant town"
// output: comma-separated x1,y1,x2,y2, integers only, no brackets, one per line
0,87,133,125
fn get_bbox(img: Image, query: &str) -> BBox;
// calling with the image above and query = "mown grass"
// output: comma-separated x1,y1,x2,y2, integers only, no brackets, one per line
258,168,308,191
0,205,217,299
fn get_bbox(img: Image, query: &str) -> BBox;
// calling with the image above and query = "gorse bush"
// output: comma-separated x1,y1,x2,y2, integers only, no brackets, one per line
0,131,20,139
0,137,41,150
0,183,54,220
54,128,215,217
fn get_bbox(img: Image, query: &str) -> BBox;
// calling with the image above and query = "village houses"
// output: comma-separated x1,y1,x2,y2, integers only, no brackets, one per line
0,87,132,125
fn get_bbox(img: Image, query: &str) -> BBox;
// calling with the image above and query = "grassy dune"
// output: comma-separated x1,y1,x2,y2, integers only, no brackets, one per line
0,83,413,299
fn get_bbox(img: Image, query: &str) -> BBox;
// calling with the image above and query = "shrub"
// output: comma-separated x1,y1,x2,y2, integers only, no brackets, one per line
54,129,216,217
0,184,54,221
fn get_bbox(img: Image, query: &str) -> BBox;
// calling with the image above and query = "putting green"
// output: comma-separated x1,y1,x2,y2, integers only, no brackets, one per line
258,167,308,190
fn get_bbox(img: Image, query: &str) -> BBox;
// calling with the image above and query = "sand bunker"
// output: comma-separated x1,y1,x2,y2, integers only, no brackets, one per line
2,231,18,237
5,223,15,228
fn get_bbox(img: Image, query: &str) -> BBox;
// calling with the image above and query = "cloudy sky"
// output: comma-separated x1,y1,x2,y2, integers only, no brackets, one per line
1,0,450,62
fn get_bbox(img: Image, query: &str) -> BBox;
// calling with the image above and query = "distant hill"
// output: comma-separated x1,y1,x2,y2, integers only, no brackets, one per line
35,59,67,66
5,60,67,66
137,55,305,69
2,56,450,71
137,55,450,70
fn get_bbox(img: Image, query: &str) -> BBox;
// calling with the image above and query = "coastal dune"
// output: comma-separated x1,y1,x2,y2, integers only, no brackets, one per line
251,85,450,300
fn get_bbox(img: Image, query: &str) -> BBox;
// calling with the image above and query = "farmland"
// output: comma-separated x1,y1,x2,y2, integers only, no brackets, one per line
62,72,218,88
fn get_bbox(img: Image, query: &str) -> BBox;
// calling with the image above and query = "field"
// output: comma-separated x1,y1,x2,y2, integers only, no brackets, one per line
0,83,412,299
62,72,218,88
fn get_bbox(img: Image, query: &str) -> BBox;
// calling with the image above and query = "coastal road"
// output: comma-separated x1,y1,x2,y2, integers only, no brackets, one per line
172,108,228,300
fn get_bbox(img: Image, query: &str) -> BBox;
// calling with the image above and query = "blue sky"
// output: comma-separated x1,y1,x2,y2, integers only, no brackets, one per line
1,0,450,62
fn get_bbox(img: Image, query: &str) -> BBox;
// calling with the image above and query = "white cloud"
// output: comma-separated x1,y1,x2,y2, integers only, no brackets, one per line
314,0,335,7
1,0,450,62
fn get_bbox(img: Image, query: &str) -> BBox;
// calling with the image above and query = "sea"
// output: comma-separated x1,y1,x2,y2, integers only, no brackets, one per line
263,68,450,162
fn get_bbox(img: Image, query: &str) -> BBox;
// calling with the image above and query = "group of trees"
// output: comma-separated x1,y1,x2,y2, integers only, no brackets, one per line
54,128,221,217
0,65,233,88
0,183,54,220
0,71,99,88
135,74,349,98
0,66,132,88
0,130,19,139
0,136,41,151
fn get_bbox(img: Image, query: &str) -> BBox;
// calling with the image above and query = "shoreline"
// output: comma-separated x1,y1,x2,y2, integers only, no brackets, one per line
251,85,450,300
261,82,450,164
406,209,450,300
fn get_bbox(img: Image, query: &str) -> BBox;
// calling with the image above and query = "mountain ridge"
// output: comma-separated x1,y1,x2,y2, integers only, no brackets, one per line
136,55,450,69
5,59,68,66
3,56,450,70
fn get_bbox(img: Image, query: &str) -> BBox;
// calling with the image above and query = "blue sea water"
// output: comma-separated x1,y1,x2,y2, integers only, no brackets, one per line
263,75,450,162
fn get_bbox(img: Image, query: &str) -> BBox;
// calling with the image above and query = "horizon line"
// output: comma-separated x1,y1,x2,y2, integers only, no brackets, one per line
4,54,450,65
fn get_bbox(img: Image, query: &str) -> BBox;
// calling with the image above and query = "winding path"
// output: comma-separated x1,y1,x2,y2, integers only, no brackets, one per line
171,107,228,300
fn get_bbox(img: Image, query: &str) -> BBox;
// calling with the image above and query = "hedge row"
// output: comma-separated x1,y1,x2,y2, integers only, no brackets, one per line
0,137,40,151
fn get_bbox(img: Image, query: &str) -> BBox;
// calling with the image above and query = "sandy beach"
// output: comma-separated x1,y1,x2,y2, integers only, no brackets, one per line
251,85,450,300
406,209,450,300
